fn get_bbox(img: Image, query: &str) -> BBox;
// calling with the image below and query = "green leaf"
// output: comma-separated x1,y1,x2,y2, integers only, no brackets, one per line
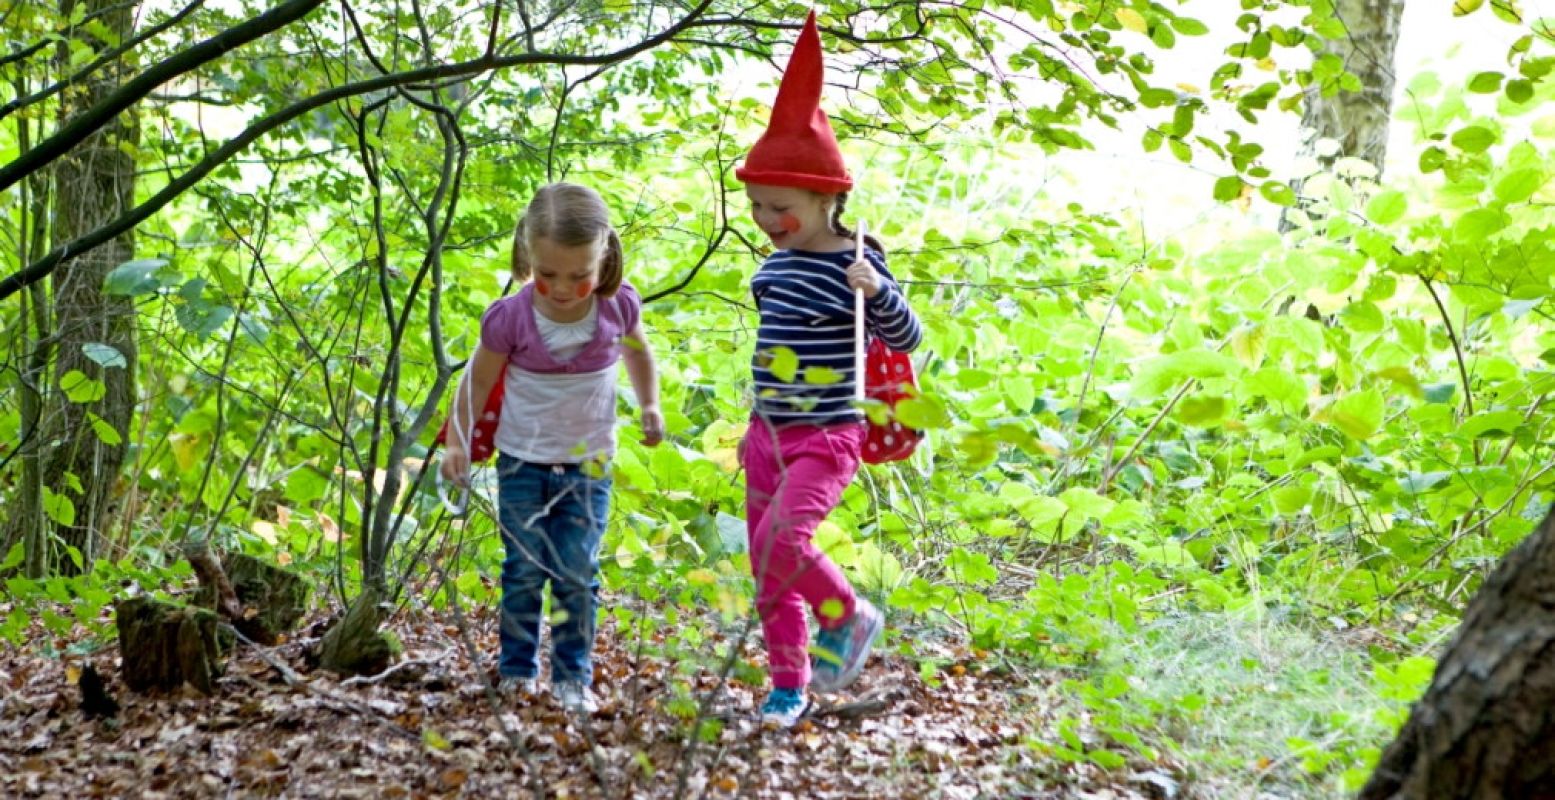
1458,410,1523,440
1365,190,1408,225
1453,209,1507,242
1000,483,1066,531
1058,488,1115,522
1170,17,1209,35
1213,176,1244,202
1176,394,1227,425
0,543,22,572
422,728,451,751
1293,445,1342,469
81,343,127,369
1132,350,1243,398
1259,181,1296,206
767,347,798,383
1451,125,1497,153
1328,388,1384,440
1468,71,1504,93
87,412,122,446
1507,79,1535,103
1423,382,1458,404
103,258,168,296
42,488,76,527
1088,749,1127,770
1242,368,1307,414
60,370,105,403
947,548,999,586
1494,169,1545,203
803,366,843,385
1272,486,1311,514
895,394,952,430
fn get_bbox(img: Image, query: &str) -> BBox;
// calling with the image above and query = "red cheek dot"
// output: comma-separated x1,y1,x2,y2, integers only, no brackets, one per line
536,280,550,296
779,213,802,234
575,280,593,299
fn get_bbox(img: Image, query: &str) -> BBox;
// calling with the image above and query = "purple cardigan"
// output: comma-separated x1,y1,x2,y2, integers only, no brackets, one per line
479,282,641,373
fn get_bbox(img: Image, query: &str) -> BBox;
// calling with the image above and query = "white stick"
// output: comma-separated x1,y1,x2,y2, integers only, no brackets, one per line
854,219,868,405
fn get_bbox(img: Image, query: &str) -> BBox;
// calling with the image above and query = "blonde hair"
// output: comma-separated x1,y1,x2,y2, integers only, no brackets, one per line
509,183,624,297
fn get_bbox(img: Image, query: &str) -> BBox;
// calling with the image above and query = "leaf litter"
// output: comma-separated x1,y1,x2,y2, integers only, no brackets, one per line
0,600,1184,798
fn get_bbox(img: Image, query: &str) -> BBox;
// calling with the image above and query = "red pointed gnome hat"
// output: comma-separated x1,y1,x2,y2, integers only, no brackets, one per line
735,11,853,193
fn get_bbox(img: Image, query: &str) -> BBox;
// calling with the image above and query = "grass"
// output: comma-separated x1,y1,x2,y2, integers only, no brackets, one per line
1083,609,1428,798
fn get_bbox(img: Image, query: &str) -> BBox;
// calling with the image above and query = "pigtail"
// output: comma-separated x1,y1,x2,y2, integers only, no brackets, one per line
510,214,532,283
828,192,885,256
596,228,624,297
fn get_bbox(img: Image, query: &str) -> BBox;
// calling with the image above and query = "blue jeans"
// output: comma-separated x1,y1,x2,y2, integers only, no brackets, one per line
494,455,612,685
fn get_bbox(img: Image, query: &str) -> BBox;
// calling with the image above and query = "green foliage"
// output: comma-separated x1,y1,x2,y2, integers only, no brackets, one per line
6,1,1555,795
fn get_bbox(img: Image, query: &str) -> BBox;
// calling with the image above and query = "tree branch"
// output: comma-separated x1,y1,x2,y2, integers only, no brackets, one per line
0,0,326,195
0,0,717,303
0,0,208,124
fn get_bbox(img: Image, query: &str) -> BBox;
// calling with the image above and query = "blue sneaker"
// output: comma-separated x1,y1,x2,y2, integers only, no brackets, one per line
759,687,808,728
810,598,884,693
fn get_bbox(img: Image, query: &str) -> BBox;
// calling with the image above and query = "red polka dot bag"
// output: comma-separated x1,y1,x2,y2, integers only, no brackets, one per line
434,373,505,463
852,220,923,465
861,337,922,464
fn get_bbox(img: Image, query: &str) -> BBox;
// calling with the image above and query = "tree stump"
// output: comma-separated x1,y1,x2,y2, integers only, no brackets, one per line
1360,505,1555,799
317,583,395,676
114,596,223,694
192,552,310,645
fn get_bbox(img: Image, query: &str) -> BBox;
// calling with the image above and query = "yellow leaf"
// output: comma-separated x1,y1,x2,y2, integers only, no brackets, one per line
1453,0,1485,16
169,433,200,473
251,520,279,545
1256,57,1277,71
1115,8,1149,33
686,568,718,587
66,665,82,685
422,727,451,751
317,511,342,543
1175,82,1202,95
276,551,293,567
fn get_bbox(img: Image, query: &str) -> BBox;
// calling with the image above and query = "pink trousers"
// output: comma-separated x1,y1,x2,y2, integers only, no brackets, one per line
740,417,865,689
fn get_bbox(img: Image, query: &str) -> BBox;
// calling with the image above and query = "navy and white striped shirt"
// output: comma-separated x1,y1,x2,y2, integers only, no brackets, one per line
751,246,922,426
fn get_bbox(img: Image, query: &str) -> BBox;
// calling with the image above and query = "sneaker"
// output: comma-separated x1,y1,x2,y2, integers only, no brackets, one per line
759,687,808,728
496,675,537,696
553,680,598,714
810,597,884,693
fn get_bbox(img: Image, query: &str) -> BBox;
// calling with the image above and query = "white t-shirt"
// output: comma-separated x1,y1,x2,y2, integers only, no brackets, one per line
493,301,619,463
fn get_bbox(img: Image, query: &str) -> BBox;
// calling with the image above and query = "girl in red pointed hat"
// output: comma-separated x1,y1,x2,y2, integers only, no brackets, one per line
734,11,924,728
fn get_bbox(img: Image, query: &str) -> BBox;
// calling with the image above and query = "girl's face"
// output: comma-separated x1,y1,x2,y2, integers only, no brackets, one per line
529,236,600,312
746,184,830,251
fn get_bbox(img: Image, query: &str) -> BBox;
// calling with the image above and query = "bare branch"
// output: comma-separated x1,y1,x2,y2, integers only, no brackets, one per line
0,0,718,302
0,0,207,124
0,0,327,194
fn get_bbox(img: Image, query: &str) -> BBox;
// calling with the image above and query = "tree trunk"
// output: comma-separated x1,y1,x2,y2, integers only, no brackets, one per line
20,0,141,575
1281,0,1405,232
115,596,224,694
1360,505,1555,798
316,582,396,676
190,549,312,645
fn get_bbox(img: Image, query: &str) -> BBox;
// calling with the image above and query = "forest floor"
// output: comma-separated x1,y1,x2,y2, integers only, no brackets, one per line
0,597,1194,800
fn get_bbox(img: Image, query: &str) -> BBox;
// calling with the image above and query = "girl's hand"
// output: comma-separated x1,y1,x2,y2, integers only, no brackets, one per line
440,446,471,487
845,259,882,299
640,406,665,447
